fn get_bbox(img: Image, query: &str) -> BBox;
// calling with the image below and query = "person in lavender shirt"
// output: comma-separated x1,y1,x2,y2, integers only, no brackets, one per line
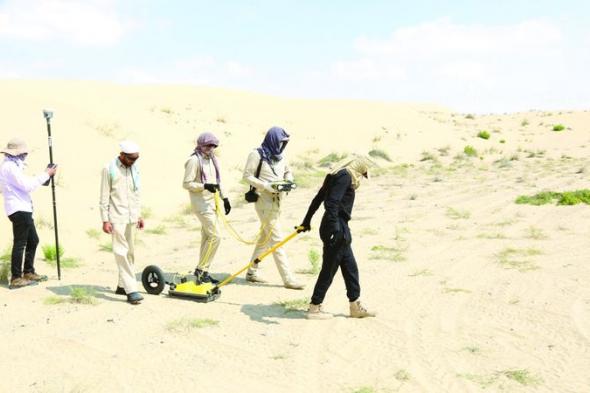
0,138,57,289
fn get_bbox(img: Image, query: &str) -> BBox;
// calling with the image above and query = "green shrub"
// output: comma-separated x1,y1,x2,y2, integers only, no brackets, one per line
166,318,219,332
318,152,347,167
69,287,97,304
85,228,101,239
521,119,529,127
477,130,490,140
45,257,80,269
146,225,167,235
368,149,391,162
515,190,590,206
308,248,321,274
552,124,565,131
42,244,64,261
275,297,310,313
463,145,477,157
465,114,475,119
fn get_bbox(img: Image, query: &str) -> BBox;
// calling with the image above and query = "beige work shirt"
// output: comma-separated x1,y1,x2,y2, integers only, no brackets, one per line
243,150,293,196
100,158,141,224
183,155,225,213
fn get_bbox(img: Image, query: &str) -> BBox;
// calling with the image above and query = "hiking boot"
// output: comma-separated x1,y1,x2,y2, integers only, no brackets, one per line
349,300,376,318
9,277,38,289
306,303,332,320
23,272,48,282
195,269,219,284
127,292,143,305
284,280,305,290
246,271,267,283
115,286,126,295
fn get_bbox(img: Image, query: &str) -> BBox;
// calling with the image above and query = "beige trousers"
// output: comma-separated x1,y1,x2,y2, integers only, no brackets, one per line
112,223,139,293
247,193,295,284
195,208,221,271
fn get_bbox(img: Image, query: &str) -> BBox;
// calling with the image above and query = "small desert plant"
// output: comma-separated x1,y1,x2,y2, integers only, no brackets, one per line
462,346,481,354
141,206,153,219
99,242,113,252
446,207,470,220
307,248,321,274
0,247,10,283
216,117,226,123
463,145,477,157
318,152,347,167
408,269,432,277
465,114,475,119
166,318,219,332
368,149,391,162
394,369,411,382
526,226,547,240
370,244,407,262
501,369,542,386
85,228,101,239
420,151,437,161
294,170,325,188
352,387,376,393
69,287,97,305
275,297,310,313
160,107,173,114
146,225,167,235
521,119,529,127
552,124,565,131
477,130,490,140
42,244,64,261
516,190,590,206
496,247,541,272
45,256,80,269
44,296,66,305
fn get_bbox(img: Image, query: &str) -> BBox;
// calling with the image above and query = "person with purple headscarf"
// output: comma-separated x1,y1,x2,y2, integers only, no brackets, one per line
183,132,231,284
242,126,304,289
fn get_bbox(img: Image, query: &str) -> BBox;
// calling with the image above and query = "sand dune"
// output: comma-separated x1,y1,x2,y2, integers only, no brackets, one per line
1,80,589,392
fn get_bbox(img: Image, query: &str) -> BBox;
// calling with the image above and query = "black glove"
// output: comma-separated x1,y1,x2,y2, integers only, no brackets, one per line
223,198,231,215
204,183,219,193
299,218,311,232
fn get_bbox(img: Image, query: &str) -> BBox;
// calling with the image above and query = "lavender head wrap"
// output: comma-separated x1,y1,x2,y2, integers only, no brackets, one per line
193,132,221,184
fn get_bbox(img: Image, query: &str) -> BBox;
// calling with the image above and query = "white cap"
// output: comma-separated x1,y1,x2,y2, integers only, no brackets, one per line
119,140,140,154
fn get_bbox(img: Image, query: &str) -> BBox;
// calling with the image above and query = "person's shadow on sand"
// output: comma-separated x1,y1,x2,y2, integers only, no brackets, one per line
45,284,127,303
240,303,305,324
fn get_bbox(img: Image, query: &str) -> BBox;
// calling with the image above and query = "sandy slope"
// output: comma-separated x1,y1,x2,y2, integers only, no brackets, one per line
0,80,589,393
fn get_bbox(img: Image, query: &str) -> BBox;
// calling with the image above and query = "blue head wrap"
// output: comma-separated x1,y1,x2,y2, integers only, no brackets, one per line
257,126,290,163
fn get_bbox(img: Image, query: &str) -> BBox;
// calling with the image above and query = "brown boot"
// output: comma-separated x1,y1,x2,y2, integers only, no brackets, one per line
349,300,376,318
23,272,48,282
306,303,332,320
9,277,38,289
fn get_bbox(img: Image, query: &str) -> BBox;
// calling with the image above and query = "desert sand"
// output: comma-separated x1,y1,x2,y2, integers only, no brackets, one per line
0,80,589,392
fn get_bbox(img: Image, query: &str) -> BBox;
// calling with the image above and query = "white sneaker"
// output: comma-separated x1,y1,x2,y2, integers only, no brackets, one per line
284,280,305,290
246,271,268,283
306,303,332,320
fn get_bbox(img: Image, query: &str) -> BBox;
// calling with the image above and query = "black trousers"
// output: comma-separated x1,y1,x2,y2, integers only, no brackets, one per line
311,224,360,305
8,211,39,279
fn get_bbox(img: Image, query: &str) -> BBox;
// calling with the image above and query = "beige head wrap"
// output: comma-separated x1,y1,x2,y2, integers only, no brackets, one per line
330,154,376,189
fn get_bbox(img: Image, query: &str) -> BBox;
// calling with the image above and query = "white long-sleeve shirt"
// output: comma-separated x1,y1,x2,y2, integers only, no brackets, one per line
0,157,49,216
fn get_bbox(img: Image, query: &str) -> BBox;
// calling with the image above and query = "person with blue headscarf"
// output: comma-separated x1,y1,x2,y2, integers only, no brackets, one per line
242,127,304,289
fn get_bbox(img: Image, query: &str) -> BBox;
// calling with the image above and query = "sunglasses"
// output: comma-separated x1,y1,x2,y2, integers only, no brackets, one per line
122,153,139,162
204,144,218,148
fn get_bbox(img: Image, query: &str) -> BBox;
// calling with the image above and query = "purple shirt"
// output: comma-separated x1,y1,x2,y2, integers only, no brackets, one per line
0,157,49,216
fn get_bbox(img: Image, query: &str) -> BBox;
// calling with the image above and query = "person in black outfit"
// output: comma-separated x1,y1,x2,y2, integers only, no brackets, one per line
299,155,376,319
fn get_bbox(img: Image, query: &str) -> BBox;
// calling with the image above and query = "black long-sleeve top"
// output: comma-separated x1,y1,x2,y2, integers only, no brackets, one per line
303,169,356,233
